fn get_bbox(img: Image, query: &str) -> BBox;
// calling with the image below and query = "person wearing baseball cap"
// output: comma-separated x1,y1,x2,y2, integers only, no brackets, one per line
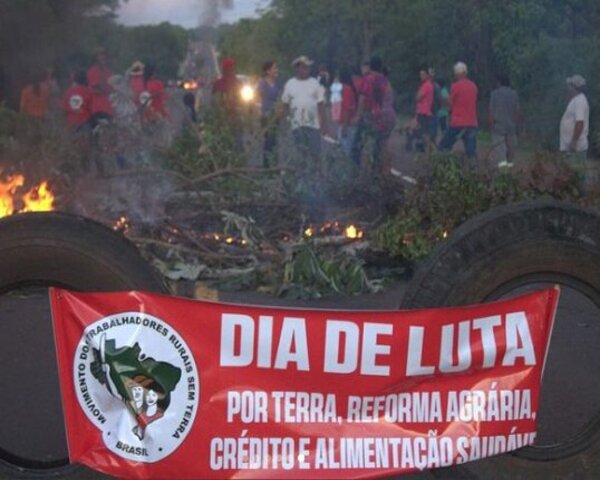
291,56,313,68
560,74,589,158
212,57,242,118
282,55,325,170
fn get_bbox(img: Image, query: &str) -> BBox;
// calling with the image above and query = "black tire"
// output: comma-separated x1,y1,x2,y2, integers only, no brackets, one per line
401,200,600,478
0,212,166,479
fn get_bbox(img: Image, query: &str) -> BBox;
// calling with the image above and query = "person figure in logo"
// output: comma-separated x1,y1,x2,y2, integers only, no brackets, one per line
129,382,145,414
90,335,181,441
139,387,165,427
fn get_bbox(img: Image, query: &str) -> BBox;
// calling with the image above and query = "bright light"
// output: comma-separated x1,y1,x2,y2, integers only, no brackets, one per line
345,225,359,239
240,84,255,103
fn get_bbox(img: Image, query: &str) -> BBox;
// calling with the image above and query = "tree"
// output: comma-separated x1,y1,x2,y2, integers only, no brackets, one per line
0,0,118,107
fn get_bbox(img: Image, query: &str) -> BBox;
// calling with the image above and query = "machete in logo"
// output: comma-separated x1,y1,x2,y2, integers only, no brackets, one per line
73,312,199,462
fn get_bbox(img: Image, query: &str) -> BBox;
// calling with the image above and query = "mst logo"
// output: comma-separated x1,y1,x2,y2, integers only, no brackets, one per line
74,313,199,463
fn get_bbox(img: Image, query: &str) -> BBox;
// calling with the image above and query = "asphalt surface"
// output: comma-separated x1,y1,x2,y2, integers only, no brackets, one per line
0,278,598,479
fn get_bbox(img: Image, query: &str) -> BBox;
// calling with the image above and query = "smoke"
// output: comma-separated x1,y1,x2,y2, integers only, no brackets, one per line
199,0,234,26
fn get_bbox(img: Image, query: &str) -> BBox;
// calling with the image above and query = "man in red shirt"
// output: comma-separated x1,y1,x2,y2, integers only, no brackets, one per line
62,70,93,130
212,57,242,116
415,67,435,152
87,47,114,124
439,61,478,159
135,62,167,121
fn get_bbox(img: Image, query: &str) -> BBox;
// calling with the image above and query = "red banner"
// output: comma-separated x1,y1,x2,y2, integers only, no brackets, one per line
50,287,559,479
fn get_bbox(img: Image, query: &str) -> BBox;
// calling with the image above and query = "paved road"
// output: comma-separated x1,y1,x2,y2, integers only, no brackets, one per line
0,279,598,479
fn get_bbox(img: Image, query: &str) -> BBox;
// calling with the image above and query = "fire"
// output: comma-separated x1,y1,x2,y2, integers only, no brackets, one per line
304,222,364,240
0,174,24,217
21,181,55,213
0,175,55,218
113,215,130,234
344,224,364,240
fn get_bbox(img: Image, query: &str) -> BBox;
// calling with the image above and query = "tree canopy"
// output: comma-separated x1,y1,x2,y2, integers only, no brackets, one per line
0,0,188,107
218,0,600,148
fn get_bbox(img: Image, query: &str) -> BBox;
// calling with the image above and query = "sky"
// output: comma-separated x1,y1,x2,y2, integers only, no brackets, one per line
117,0,267,28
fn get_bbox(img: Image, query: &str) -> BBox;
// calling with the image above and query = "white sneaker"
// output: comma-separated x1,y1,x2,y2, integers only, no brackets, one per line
390,167,402,177
498,161,509,168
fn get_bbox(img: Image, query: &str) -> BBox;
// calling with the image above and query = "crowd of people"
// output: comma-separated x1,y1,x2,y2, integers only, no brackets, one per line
14,47,591,178
248,54,590,176
249,54,398,174
18,47,169,133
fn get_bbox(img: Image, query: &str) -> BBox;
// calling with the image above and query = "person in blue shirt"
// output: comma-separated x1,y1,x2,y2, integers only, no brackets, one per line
257,61,282,167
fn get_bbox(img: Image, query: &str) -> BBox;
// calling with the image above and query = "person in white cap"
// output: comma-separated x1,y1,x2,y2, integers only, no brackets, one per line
281,55,326,167
439,61,478,162
560,74,589,158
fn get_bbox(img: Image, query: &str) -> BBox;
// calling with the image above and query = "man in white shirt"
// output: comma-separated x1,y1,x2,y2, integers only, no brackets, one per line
282,55,326,166
560,74,589,158
559,74,594,190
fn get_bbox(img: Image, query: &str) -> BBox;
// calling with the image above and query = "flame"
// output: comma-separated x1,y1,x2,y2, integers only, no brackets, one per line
113,215,130,234
225,236,234,244
0,175,55,218
344,225,364,240
21,181,55,213
183,81,198,90
442,230,448,239
304,227,314,237
0,174,24,217
320,220,340,233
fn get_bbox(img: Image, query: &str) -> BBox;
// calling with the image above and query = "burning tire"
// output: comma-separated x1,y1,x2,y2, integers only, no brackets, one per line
401,200,600,477
0,212,166,478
